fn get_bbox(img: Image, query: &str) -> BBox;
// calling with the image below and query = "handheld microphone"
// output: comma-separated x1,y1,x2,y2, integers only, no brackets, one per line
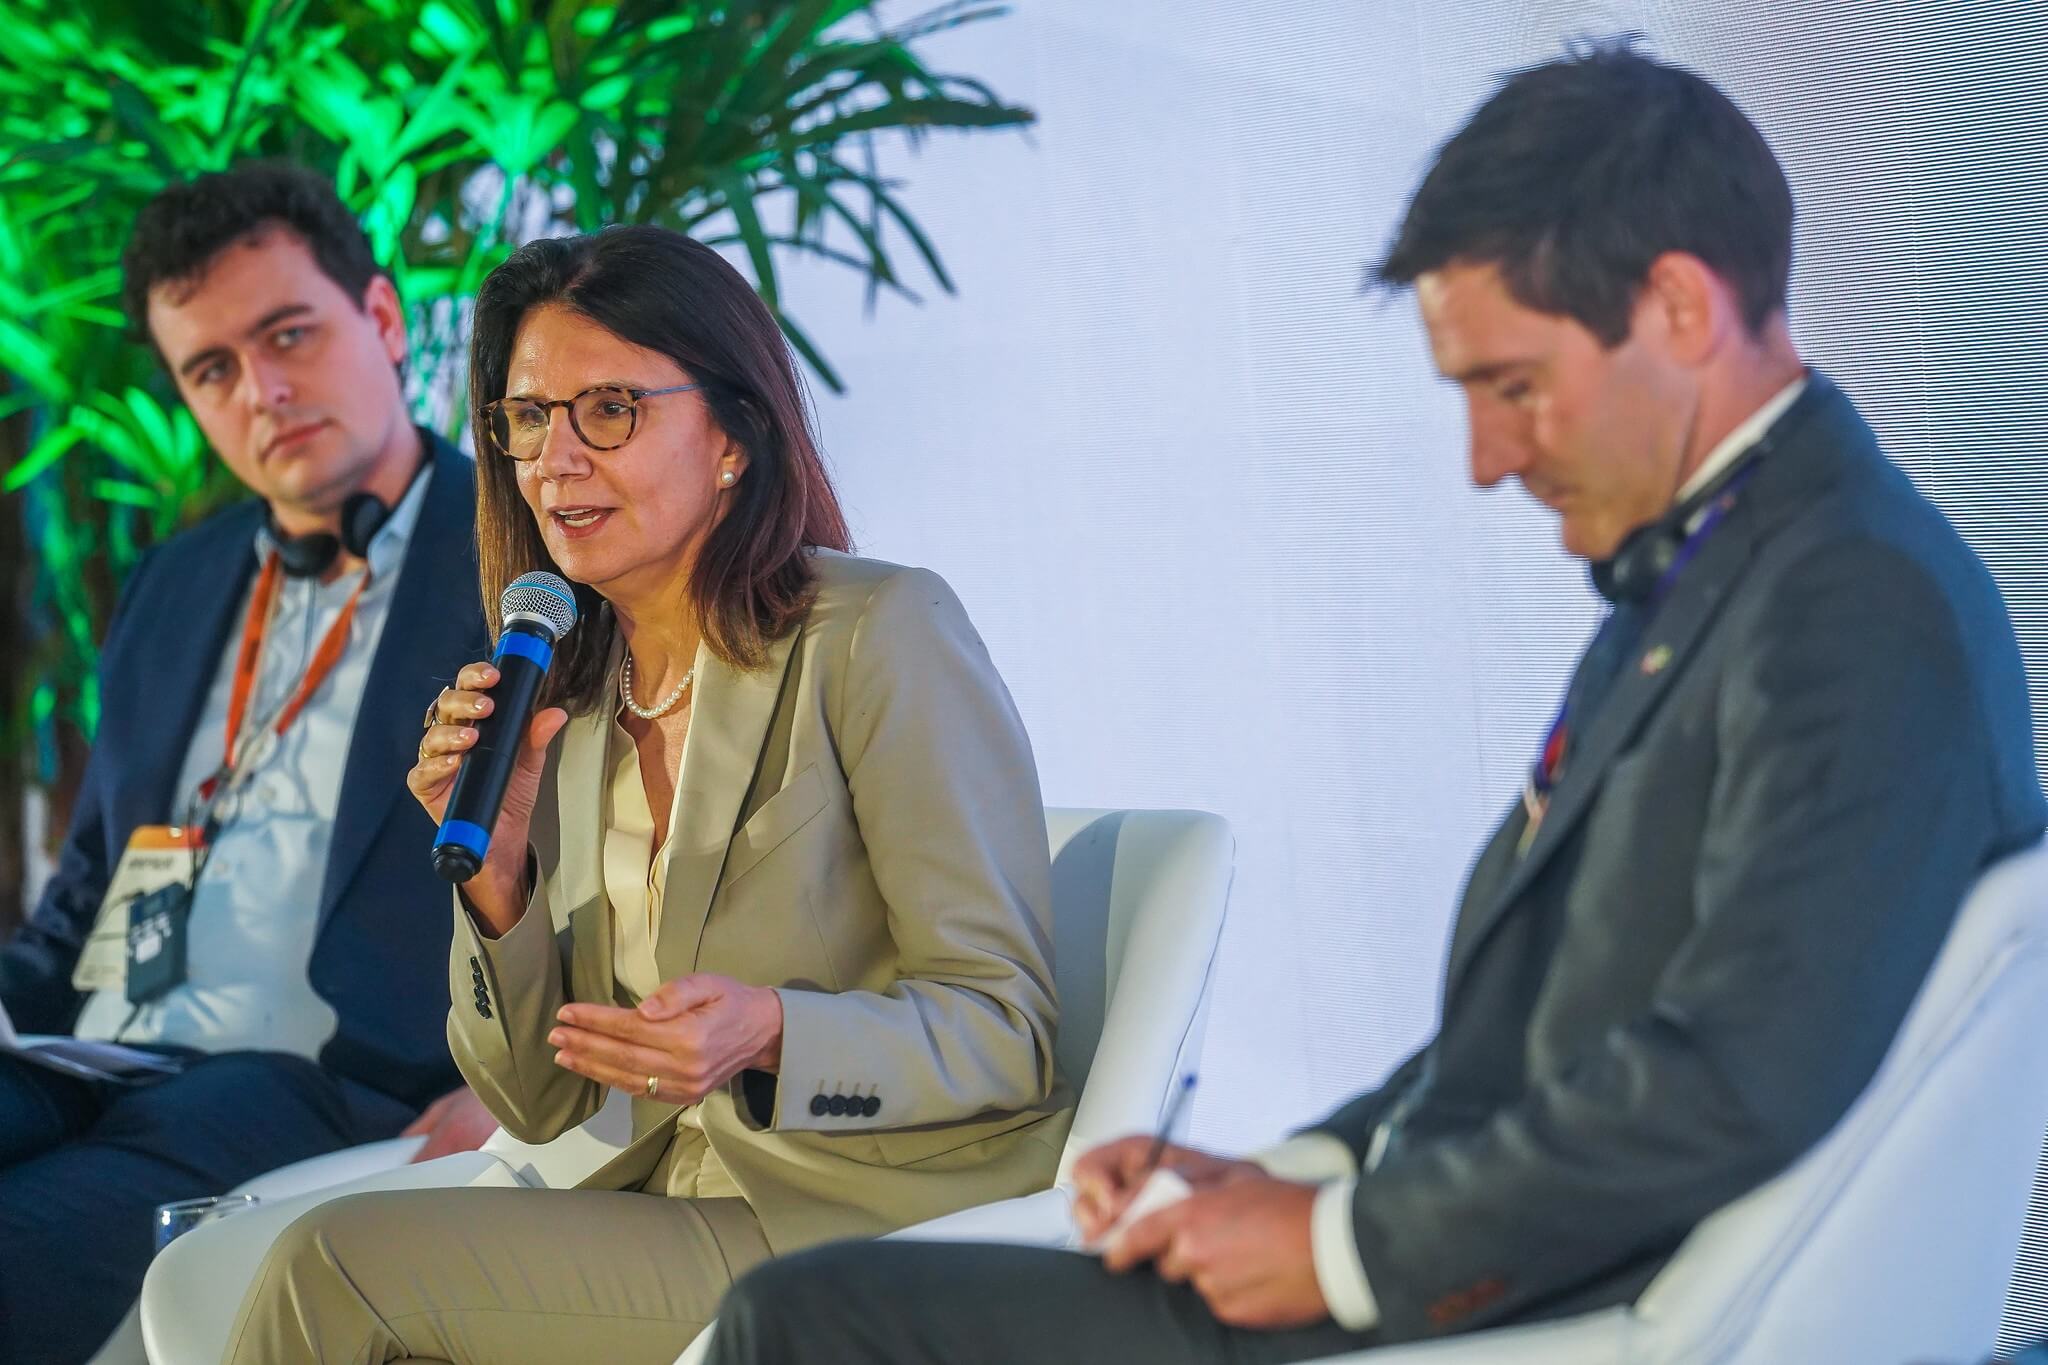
432,571,580,882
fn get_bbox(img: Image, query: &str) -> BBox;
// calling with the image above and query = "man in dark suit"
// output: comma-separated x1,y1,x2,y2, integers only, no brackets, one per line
703,42,2047,1365
0,163,495,1363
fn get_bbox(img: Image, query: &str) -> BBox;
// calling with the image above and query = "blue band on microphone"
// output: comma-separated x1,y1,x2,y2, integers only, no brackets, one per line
436,819,491,858
494,632,553,670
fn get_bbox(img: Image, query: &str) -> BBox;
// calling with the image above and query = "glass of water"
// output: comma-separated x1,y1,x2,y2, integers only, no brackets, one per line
153,1193,261,1254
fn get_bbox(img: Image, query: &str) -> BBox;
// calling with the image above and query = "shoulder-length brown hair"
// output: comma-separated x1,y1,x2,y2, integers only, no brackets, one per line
469,226,852,715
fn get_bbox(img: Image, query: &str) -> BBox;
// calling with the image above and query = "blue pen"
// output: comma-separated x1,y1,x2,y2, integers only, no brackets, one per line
1141,1073,1198,1176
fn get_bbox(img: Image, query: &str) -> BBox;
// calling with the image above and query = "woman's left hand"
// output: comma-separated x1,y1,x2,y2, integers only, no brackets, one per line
549,973,784,1105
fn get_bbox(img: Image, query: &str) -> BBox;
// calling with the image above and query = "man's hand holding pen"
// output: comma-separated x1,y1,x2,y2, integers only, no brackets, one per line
1071,1076,1332,1330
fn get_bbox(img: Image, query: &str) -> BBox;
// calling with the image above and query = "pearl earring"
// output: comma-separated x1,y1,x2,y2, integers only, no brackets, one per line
719,470,737,486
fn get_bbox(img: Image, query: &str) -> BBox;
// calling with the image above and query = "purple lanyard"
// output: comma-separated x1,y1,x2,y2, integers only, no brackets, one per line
1524,458,1762,816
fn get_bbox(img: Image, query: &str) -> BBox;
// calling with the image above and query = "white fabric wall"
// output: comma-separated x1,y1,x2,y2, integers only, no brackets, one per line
782,0,2048,1176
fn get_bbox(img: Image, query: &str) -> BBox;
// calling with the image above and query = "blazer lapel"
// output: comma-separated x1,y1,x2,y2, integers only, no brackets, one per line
318,440,480,926
654,625,803,979
1444,547,1749,995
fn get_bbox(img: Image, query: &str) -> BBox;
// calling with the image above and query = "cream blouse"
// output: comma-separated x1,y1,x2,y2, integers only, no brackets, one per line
600,706,741,1200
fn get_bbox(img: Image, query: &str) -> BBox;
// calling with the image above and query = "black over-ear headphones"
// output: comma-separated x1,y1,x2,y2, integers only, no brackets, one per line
1592,439,1771,605
1594,505,1688,604
270,491,392,578
268,435,432,578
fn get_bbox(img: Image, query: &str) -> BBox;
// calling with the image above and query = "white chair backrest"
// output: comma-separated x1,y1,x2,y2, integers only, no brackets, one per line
1041,809,1233,1181
1630,840,2048,1365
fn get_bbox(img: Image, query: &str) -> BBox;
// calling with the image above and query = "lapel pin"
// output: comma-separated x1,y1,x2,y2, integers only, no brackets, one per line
1641,644,1673,676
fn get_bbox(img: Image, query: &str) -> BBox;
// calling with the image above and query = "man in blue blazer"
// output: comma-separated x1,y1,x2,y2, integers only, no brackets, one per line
0,164,494,1363
704,43,2047,1365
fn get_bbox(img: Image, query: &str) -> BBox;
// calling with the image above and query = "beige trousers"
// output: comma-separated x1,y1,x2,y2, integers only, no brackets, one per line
221,1186,770,1365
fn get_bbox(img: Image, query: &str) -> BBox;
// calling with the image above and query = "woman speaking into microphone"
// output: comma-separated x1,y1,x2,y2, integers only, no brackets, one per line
227,225,1072,1363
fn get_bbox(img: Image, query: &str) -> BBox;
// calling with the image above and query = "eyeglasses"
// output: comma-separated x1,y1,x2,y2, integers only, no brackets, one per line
481,383,703,461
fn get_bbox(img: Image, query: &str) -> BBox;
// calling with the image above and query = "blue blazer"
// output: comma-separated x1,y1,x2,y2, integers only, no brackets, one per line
0,432,490,1108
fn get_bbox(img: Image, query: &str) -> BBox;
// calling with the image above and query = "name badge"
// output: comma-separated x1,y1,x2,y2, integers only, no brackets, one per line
72,825,205,996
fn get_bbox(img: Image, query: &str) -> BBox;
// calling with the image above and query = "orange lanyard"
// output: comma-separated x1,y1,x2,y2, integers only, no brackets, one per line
197,551,369,803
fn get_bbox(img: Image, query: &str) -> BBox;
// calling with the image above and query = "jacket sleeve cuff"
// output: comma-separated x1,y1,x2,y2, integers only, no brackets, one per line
747,986,904,1132
450,850,552,1026
1252,1132,1360,1184
1313,1176,1381,1332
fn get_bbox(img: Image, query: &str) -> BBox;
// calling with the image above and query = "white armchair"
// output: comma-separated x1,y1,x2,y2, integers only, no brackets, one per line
140,807,1235,1365
1309,839,2048,1365
879,806,1235,1243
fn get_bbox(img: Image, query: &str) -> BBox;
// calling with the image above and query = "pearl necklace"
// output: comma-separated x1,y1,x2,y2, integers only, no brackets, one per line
620,654,695,720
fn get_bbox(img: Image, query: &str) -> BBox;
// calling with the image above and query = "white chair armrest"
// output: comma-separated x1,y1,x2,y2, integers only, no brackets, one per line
1305,1309,1629,1364
883,1187,1078,1249
231,1136,426,1199
140,1150,518,1365
675,1323,715,1365
479,1089,637,1188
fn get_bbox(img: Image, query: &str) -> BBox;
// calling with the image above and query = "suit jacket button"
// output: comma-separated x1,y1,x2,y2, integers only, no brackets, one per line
810,1094,830,1117
477,1002,493,1020
862,1096,881,1117
830,1095,852,1116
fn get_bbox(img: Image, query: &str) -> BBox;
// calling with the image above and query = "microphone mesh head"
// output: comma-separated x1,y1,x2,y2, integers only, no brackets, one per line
500,571,579,642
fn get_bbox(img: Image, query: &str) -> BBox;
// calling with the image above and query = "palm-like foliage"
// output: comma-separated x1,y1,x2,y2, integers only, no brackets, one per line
0,0,1030,933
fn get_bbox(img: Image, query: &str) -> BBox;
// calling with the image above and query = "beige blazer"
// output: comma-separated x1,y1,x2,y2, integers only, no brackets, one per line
448,550,1074,1252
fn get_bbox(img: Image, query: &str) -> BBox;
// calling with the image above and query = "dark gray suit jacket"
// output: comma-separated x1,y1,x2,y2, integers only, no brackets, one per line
1308,375,2046,1341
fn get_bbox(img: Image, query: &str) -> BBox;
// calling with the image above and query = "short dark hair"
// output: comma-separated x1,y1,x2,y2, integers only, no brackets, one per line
469,226,853,710
1376,40,1793,345
120,161,384,344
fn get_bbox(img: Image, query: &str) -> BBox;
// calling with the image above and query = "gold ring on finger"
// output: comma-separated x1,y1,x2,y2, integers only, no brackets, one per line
645,1074,659,1098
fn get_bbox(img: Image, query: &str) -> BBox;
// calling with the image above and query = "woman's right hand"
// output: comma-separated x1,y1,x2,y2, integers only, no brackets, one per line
411,659,569,933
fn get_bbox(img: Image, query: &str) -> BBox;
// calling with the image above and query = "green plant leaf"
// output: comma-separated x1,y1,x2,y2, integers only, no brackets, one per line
119,387,178,465
89,477,163,508
710,166,782,307
2,421,85,492
773,306,843,394
0,317,69,400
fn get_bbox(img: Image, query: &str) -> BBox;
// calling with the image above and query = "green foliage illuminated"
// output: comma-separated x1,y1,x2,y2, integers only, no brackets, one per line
0,0,1029,794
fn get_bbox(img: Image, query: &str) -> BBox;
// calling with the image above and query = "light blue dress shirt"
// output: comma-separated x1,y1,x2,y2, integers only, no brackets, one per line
72,466,433,1058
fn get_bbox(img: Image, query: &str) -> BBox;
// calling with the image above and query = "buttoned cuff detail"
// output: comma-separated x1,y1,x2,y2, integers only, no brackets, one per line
452,851,548,1020
732,988,887,1131
1252,1131,1360,1184
1312,1176,1380,1332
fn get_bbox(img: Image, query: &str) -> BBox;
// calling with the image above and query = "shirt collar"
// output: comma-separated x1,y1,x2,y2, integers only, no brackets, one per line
1674,374,1808,505
364,452,432,577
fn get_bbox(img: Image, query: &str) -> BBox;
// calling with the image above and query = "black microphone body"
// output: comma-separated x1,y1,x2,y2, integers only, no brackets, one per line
431,572,579,882
431,620,553,882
